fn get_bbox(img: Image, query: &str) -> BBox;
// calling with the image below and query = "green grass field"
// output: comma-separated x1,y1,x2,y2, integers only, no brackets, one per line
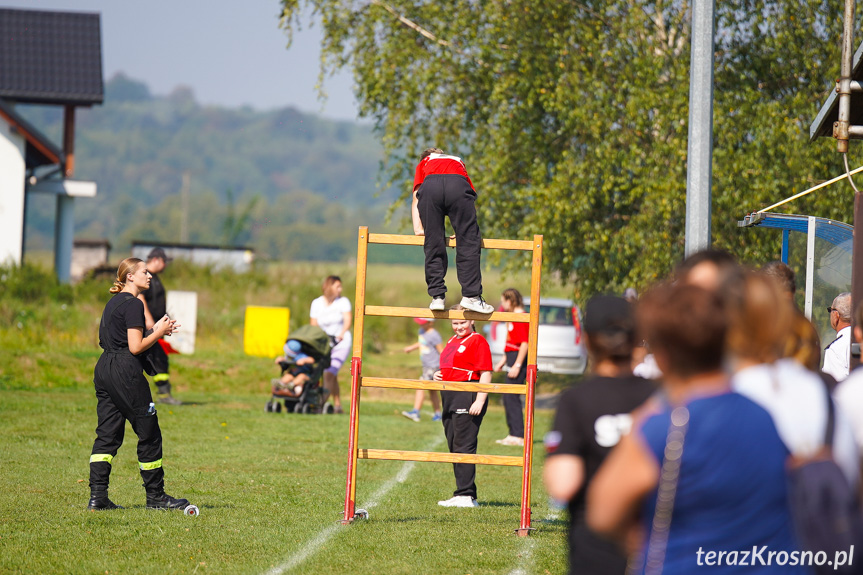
0,260,574,574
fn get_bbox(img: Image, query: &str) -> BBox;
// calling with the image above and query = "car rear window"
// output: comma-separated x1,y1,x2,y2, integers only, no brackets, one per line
524,304,572,326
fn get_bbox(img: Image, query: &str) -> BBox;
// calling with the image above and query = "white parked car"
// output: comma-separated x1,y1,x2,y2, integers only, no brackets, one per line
487,297,587,375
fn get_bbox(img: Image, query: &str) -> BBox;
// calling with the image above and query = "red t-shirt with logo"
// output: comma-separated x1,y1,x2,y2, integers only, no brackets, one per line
505,322,530,353
413,153,476,192
439,331,492,413
440,332,492,382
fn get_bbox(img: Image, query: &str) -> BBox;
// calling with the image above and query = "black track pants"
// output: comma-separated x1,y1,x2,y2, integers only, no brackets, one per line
503,350,526,438
442,410,485,498
416,174,483,299
90,351,164,493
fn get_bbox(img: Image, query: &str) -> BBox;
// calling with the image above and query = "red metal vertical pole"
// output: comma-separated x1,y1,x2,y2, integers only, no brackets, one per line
518,364,537,534
342,356,362,523
517,235,543,536
342,227,369,524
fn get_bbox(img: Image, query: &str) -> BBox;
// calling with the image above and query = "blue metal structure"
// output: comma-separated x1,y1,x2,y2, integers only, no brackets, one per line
738,212,853,262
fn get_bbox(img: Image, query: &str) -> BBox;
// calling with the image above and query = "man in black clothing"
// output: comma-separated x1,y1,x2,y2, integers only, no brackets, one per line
138,247,182,405
544,295,657,575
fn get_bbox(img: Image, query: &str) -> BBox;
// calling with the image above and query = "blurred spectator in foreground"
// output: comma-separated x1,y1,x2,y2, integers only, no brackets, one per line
783,309,823,373
588,284,806,575
761,261,796,301
633,249,742,381
834,301,863,457
622,288,650,373
823,292,852,383
729,273,858,487
674,248,742,294
782,308,838,391
544,296,656,575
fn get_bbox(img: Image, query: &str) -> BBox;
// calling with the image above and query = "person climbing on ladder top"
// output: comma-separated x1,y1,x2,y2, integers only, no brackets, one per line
411,148,495,314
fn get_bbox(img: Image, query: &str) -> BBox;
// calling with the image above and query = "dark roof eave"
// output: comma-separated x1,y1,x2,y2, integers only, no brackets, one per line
0,92,103,106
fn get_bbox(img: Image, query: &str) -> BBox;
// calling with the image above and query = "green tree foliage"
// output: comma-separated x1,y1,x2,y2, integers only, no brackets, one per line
280,0,851,297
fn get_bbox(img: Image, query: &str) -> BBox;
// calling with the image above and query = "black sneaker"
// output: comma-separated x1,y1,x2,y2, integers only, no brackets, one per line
146,492,190,510
87,492,124,511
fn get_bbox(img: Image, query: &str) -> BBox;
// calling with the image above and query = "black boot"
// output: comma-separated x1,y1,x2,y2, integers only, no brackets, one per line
146,491,189,510
157,383,182,405
87,489,123,511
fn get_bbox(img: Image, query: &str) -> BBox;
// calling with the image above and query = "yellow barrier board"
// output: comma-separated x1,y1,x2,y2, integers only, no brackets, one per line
243,306,290,357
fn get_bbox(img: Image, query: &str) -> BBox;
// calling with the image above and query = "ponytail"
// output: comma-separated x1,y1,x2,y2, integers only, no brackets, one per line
111,257,144,293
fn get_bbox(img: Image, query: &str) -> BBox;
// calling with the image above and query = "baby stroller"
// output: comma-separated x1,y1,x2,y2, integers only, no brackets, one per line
265,324,336,414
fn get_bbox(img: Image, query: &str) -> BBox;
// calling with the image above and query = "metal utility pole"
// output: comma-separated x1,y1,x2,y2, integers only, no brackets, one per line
838,0,863,368
55,105,76,283
684,0,716,256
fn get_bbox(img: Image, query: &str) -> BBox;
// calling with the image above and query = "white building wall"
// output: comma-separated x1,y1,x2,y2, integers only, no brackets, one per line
0,117,26,266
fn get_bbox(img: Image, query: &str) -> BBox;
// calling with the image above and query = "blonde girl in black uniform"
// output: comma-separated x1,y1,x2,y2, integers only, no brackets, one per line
88,257,189,510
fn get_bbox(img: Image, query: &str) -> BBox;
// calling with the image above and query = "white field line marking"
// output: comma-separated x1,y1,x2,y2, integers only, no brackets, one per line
263,435,445,575
508,509,560,575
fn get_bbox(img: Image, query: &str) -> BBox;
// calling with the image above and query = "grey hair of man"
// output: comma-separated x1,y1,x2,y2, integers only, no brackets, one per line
833,292,852,322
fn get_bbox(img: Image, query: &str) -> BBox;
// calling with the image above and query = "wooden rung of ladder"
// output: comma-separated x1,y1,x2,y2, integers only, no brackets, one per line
364,305,530,323
368,233,536,251
359,449,524,467
362,376,527,395
343,227,543,536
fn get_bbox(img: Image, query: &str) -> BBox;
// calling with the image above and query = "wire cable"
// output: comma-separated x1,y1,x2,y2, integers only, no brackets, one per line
844,152,861,194
758,163,863,213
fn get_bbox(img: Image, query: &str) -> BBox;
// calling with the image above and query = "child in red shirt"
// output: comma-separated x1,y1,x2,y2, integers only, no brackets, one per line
434,305,493,507
411,147,494,314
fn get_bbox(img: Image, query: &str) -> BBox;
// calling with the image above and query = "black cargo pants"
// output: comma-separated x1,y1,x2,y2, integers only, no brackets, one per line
442,408,486,499
90,351,164,494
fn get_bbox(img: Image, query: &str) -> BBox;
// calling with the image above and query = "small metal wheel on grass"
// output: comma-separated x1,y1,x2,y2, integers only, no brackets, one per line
353,509,369,520
184,505,200,517
301,403,311,414
265,401,274,413
324,404,335,414
274,401,282,413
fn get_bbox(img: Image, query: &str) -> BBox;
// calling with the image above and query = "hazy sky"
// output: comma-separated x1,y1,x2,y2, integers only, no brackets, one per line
2,0,360,120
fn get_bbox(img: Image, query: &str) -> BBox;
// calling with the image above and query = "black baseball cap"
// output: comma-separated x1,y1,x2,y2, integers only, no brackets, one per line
147,247,173,262
583,295,634,335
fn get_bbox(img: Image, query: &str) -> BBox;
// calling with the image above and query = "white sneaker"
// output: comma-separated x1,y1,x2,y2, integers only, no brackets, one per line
429,297,446,311
495,435,525,446
438,495,479,508
401,409,421,422
460,296,494,314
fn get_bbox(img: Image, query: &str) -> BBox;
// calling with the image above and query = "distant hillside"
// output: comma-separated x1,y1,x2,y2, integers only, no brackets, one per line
20,74,410,262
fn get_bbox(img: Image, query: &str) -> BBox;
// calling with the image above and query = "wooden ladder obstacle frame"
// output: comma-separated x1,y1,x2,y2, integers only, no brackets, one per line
342,226,543,536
